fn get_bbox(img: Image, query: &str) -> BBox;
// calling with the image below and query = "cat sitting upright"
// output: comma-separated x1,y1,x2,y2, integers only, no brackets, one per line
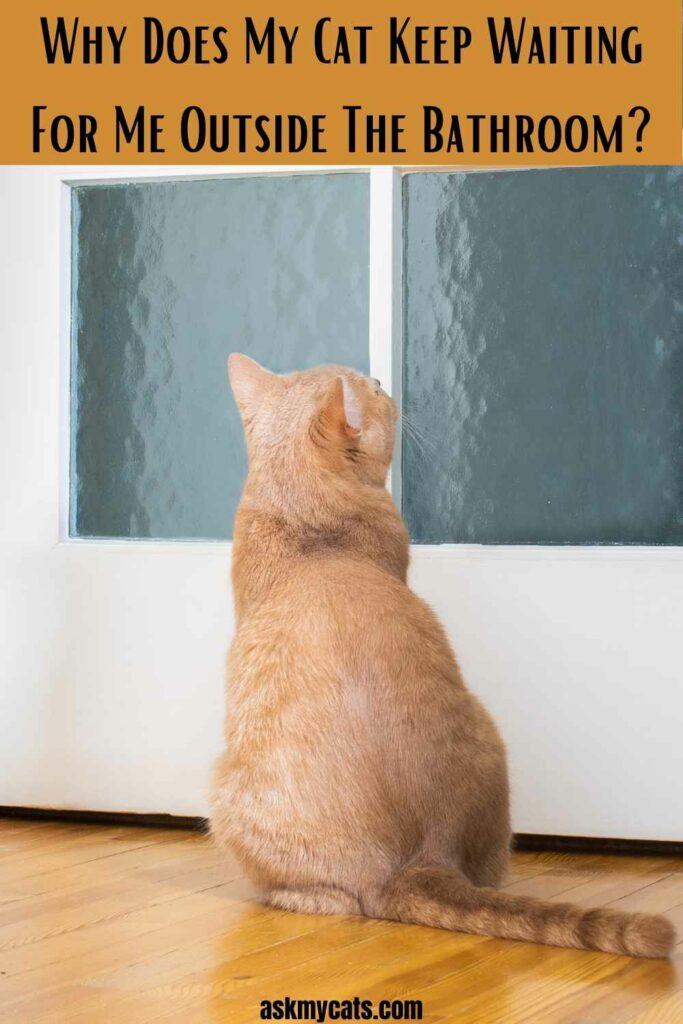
211,354,674,959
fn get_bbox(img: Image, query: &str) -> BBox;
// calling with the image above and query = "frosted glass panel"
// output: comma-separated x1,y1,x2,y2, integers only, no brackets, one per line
403,167,683,545
71,174,369,539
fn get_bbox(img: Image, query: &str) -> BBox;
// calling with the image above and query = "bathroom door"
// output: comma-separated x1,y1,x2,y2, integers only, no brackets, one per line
0,165,377,817
1,164,681,839
402,167,683,841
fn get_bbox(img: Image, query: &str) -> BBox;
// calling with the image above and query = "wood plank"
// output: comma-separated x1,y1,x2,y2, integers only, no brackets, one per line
607,874,683,915
0,821,681,1024
629,990,683,1024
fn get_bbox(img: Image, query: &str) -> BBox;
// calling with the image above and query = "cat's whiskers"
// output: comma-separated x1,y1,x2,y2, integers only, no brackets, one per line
401,413,439,457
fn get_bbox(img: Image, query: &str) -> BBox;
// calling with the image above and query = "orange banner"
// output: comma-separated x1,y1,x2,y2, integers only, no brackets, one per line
1,0,681,164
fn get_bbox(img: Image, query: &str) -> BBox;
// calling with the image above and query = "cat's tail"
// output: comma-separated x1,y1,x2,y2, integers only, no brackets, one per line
368,864,675,958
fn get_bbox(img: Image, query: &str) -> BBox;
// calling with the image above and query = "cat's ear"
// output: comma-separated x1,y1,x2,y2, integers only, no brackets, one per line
228,353,279,413
320,376,363,440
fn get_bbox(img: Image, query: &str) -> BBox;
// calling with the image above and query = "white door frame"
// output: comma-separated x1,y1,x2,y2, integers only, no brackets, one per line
1,164,681,838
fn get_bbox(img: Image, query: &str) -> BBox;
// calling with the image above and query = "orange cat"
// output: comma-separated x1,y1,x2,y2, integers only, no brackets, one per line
211,355,674,958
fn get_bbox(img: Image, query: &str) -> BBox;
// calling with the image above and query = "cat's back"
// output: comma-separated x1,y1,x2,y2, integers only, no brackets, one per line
236,548,421,637
230,550,462,704
222,548,498,846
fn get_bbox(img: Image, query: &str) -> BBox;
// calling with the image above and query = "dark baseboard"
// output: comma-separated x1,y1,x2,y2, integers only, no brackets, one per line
0,805,209,832
514,832,683,857
0,806,680,856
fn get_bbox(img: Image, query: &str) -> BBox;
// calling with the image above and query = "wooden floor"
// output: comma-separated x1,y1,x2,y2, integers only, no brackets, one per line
0,822,682,1023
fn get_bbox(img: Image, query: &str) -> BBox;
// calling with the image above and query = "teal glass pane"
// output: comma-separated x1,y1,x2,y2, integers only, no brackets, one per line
402,167,683,545
71,174,369,540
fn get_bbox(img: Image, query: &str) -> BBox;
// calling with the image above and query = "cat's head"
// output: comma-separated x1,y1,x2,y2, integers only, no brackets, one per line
228,354,396,486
